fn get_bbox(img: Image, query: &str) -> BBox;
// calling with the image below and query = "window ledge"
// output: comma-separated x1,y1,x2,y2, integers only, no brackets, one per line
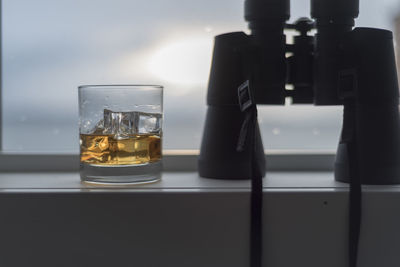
0,150,336,172
0,172,399,267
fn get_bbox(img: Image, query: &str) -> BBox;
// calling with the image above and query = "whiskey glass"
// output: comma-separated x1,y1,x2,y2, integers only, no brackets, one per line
78,85,163,184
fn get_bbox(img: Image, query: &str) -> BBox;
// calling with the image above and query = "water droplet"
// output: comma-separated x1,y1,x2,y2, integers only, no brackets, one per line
272,128,281,135
204,26,213,32
312,128,320,135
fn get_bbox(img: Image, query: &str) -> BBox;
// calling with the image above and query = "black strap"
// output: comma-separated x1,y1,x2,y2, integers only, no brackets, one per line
250,148,263,267
237,104,263,267
249,109,263,267
347,114,362,267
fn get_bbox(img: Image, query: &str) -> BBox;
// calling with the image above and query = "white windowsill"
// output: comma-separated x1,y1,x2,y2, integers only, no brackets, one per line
0,171,399,267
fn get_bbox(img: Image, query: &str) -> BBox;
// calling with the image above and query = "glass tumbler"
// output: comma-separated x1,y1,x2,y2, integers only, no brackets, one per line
79,85,163,184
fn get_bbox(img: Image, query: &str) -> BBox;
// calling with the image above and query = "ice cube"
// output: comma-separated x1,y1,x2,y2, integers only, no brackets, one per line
103,109,135,139
90,119,105,135
95,109,162,139
138,112,162,134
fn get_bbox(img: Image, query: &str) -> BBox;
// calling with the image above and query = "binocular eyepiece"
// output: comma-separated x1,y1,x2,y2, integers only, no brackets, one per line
311,0,359,22
244,0,359,26
244,0,360,105
244,0,289,30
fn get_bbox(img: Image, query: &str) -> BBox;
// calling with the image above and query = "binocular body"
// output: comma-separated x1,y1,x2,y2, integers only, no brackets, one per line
199,0,400,185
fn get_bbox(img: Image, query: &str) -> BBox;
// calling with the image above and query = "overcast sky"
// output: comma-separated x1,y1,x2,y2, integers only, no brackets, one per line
3,0,400,151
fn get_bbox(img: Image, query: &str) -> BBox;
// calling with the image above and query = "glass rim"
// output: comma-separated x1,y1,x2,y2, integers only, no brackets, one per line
78,84,163,90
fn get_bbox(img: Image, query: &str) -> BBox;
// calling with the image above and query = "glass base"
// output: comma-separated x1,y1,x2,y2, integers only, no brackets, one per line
80,161,162,185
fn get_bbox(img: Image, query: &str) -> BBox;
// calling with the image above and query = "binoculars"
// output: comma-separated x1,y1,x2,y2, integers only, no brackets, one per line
198,0,400,185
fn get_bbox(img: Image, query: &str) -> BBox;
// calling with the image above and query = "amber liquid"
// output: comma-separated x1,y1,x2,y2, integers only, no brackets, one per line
80,133,162,165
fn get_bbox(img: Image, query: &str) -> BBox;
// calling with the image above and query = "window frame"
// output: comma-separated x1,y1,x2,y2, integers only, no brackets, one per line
0,0,2,151
0,0,335,173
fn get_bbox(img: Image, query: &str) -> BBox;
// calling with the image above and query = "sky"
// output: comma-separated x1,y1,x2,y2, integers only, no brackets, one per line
3,0,400,152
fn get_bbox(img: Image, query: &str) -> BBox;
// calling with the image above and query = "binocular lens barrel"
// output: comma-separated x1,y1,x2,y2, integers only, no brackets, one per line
335,28,400,184
244,0,290,105
312,0,359,105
